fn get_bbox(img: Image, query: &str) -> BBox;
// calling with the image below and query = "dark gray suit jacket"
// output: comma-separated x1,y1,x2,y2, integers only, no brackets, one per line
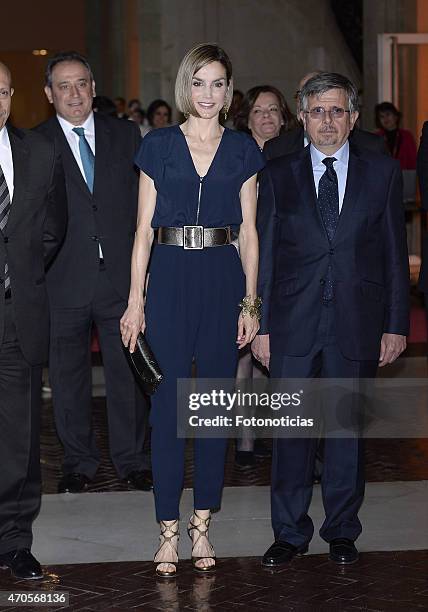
35,113,141,308
0,125,67,364
417,121,428,292
257,143,409,360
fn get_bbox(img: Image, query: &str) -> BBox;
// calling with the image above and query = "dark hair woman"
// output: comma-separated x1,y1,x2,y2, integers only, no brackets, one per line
146,99,172,128
234,85,297,149
375,101,416,169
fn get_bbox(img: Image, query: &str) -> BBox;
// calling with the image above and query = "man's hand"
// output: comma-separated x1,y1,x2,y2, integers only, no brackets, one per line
379,333,407,367
252,334,270,369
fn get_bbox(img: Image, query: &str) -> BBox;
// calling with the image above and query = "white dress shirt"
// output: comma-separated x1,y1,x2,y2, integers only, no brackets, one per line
57,112,103,257
0,127,14,199
57,112,96,180
310,140,349,213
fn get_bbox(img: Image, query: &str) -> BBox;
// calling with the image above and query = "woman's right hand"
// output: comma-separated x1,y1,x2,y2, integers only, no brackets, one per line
120,303,145,353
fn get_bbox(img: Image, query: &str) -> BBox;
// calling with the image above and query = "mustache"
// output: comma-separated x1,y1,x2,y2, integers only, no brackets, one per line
319,128,338,133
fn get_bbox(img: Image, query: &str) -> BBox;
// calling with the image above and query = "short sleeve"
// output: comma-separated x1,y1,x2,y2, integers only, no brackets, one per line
134,131,159,181
242,135,265,183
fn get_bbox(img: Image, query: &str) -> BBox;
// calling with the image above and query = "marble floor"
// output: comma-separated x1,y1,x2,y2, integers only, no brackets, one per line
0,353,426,610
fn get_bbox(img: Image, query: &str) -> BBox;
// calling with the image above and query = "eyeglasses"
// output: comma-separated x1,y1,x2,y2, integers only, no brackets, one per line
304,106,351,120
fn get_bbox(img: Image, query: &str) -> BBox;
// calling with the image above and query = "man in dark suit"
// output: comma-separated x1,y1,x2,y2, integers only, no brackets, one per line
417,122,428,303
252,73,409,566
265,73,386,485
36,52,151,494
264,72,386,160
0,62,67,579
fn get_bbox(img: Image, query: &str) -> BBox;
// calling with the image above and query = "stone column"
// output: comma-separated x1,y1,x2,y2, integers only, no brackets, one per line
136,0,162,108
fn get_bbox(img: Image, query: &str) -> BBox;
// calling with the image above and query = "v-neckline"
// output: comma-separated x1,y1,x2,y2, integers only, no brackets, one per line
177,124,226,179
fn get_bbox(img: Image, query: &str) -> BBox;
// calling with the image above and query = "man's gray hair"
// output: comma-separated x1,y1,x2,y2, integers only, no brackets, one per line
299,72,359,113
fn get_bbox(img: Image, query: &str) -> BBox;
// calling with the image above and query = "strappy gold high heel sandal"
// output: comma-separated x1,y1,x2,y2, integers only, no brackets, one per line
154,519,179,578
187,511,216,573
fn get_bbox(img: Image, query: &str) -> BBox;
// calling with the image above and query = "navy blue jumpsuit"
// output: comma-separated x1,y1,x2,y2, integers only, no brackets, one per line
135,125,265,520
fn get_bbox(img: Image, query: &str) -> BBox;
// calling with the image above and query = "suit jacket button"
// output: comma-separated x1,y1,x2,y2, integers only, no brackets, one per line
92,205,98,211
329,248,334,255
320,279,325,285
91,235,98,241
3,236,8,243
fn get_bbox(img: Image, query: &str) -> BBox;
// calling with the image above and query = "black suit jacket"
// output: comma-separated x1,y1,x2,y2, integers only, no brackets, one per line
0,125,67,364
34,113,141,307
264,125,388,160
417,121,428,292
257,143,409,361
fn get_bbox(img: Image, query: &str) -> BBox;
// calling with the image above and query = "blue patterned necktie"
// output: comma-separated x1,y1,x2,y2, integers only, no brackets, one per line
0,164,11,293
72,127,94,192
318,157,339,301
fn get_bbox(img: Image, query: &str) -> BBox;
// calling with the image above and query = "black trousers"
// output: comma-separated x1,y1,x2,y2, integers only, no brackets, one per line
0,299,42,554
49,265,149,479
269,303,378,547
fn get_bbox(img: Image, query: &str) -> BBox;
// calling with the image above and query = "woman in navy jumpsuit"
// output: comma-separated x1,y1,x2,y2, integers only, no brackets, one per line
121,43,264,577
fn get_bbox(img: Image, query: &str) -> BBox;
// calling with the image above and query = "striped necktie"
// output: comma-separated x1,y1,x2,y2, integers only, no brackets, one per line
72,127,95,192
0,164,11,293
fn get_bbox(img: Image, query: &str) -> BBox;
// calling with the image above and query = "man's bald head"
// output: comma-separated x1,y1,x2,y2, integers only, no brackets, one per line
0,62,12,88
298,71,323,92
296,70,323,115
0,62,13,130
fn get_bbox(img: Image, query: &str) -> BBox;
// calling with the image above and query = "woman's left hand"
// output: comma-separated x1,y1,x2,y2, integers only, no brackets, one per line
237,312,260,348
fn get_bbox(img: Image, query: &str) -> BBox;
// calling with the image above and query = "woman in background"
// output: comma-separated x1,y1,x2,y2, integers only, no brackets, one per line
375,101,417,170
234,84,295,466
235,84,296,150
141,99,173,136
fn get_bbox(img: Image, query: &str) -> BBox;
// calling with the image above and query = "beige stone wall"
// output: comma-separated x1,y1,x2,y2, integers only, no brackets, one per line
150,0,361,117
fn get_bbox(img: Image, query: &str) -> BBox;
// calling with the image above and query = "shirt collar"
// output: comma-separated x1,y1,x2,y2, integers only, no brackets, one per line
310,139,349,168
57,111,95,137
0,125,10,149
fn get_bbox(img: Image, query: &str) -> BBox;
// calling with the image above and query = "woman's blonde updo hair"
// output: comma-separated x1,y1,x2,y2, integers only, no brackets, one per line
175,43,234,118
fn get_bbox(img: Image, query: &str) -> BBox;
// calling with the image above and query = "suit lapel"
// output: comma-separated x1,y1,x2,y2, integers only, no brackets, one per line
51,117,92,197
93,114,111,196
6,126,29,233
333,145,365,242
291,145,328,241
285,126,305,155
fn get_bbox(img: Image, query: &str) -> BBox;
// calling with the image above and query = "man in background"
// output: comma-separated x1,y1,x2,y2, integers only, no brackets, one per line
114,96,129,119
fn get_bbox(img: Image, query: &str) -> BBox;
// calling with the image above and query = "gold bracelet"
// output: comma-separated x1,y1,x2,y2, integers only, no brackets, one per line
239,295,262,320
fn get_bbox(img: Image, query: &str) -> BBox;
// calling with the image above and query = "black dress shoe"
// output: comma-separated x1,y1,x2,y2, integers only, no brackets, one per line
0,549,43,580
261,541,308,567
329,538,359,564
125,469,153,491
58,473,90,494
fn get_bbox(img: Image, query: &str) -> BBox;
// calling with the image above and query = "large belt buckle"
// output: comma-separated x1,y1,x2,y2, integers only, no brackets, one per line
183,225,204,249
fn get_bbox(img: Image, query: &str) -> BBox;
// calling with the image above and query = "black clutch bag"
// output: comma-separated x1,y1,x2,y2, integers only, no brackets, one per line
128,332,163,395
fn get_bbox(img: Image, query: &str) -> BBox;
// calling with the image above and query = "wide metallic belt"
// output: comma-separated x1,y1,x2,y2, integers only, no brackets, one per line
158,225,232,250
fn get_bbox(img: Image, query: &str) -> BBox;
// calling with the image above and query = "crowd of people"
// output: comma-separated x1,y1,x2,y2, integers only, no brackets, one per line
0,41,415,582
